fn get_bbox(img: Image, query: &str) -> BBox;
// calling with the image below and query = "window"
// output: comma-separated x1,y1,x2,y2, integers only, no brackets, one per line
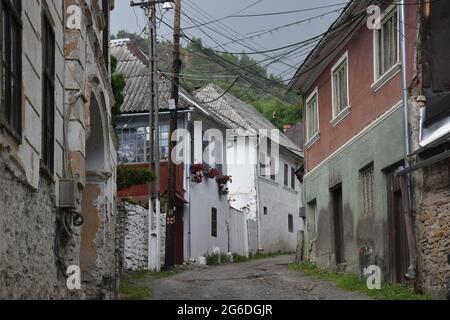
102,0,110,69
288,214,294,233
331,53,349,118
117,124,169,163
264,206,267,216
306,90,319,143
211,208,217,238
291,167,296,190
375,7,398,79
42,15,55,174
1,0,22,139
284,163,289,187
361,165,375,217
260,139,276,181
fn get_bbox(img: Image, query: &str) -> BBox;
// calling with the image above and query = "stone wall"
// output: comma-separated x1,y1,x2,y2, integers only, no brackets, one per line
118,202,166,271
416,159,450,299
0,150,76,299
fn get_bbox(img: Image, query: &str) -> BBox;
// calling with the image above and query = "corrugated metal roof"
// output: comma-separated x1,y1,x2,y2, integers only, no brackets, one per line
110,39,190,113
194,84,303,157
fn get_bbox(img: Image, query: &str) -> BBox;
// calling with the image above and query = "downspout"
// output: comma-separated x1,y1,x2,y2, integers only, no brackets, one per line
399,0,417,280
255,134,262,252
186,112,192,260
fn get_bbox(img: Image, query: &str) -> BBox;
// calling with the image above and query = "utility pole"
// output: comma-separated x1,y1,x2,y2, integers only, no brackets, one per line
130,0,173,272
165,0,181,270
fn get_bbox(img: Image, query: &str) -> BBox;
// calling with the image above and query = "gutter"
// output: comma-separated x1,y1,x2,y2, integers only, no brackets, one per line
255,135,263,252
399,0,417,281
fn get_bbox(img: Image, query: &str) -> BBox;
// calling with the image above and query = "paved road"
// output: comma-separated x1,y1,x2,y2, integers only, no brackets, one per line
150,255,370,300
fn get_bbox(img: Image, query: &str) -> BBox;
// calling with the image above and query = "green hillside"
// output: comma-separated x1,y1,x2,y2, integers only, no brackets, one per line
112,31,302,129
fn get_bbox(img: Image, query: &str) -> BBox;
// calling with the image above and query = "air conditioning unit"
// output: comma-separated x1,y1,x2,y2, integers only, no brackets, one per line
59,179,80,210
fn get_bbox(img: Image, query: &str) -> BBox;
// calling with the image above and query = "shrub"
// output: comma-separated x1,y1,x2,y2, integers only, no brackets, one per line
117,165,156,190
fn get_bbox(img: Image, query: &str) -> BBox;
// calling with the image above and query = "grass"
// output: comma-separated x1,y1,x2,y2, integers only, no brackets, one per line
289,261,431,300
119,269,181,300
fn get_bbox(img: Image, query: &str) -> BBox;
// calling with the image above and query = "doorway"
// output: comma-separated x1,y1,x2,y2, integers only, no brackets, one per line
331,185,344,265
386,169,409,283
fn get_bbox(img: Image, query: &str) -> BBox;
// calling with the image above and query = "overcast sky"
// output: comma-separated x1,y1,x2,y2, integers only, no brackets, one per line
111,0,346,78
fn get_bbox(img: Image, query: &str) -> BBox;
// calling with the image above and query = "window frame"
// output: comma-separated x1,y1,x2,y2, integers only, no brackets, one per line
283,163,289,187
372,5,400,87
288,214,294,233
305,88,320,148
360,164,375,217
290,167,296,190
0,0,23,141
41,12,56,175
117,123,170,164
330,52,350,125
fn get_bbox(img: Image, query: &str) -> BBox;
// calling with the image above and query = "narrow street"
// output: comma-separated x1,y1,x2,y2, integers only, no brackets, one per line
150,256,370,300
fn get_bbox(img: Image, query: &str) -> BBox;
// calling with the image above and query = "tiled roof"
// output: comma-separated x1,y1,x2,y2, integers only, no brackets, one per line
194,84,303,158
285,122,304,151
110,39,190,113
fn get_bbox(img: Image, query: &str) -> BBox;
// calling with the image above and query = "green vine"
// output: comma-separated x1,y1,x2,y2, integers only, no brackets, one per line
111,56,125,128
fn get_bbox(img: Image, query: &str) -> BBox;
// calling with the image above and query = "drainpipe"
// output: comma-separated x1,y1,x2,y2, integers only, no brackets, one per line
399,0,417,280
255,134,262,252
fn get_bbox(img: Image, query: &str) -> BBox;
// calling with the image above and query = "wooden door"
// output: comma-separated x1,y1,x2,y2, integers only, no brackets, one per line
387,170,409,283
174,205,184,265
332,185,345,265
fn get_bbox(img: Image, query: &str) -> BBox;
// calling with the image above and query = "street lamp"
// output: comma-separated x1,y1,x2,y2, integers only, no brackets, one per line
129,0,174,8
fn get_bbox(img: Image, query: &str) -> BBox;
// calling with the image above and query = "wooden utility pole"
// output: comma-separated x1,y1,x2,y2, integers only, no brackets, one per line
130,0,166,272
165,0,181,270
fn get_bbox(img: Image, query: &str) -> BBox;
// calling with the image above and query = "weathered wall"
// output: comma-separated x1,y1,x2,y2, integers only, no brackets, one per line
117,202,166,271
416,160,450,298
0,0,79,300
0,153,73,299
64,0,117,299
303,106,405,274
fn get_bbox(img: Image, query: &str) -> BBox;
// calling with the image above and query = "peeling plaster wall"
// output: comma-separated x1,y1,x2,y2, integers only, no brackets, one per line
64,0,117,299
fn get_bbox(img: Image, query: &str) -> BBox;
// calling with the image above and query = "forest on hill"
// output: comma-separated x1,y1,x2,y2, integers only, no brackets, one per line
112,31,303,129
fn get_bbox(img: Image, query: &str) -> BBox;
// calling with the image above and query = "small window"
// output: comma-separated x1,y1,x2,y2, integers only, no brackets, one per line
375,7,398,79
306,91,319,142
291,167,297,190
211,208,217,238
331,54,349,117
42,15,55,174
1,0,22,139
361,165,375,217
288,214,294,233
261,139,276,181
284,164,289,187
264,206,268,216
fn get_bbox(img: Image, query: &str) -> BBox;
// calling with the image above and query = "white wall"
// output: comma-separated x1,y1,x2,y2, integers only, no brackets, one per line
226,136,303,254
189,179,231,260
227,137,258,220
259,149,303,253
